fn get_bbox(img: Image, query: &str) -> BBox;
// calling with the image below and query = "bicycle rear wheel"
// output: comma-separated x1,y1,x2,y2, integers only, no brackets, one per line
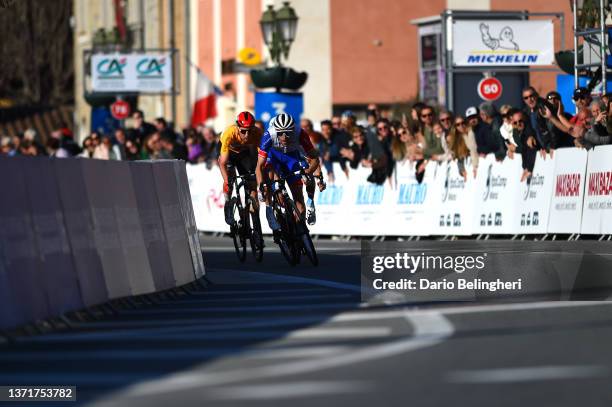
301,232,318,266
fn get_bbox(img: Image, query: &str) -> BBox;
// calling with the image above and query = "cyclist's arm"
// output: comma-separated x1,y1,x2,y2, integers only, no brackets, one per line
256,133,272,187
255,153,266,188
299,129,319,174
218,152,230,186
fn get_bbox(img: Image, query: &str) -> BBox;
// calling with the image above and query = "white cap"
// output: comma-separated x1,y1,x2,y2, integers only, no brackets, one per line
465,106,478,118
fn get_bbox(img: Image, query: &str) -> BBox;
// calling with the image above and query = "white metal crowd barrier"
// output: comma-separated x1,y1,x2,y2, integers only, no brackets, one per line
0,157,205,331
187,145,612,237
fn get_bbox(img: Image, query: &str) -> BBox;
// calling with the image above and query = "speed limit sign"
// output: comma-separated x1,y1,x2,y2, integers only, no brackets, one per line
110,99,131,120
477,77,503,101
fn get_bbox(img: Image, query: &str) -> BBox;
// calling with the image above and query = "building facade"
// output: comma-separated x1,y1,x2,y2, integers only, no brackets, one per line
74,0,572,137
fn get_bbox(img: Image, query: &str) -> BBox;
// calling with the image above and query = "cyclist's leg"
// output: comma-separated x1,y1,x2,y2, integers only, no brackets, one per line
223,158,238,225
236,149,259,212
263,160,282,238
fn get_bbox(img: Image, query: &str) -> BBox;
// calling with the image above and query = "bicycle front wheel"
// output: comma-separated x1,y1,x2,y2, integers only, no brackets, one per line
229,197,247,262
247,199,264,262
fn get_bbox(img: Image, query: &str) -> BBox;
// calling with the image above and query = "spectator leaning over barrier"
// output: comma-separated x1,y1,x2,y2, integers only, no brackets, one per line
362,119,391,185
448,121,471,181
340,126,370,169
0,135,15,156
125,139,141,160
434,122,453,162
93,136,117,160
510,110,538,181
23,128,45,155
113,128,128,160
439,110,454,132
154,117,178,142
581,99,612,148
498,104,516,159
201,126,220,166
469,103,502,158
331,116,342,130
341,110,358,136
521,86,553,159
453,116,479,178
79,136,95,158
570,87,592,126
319,119,350,182
301,118,322,148
543,91,575,150
420,105,444,161
130,110,156,142
19,139,39,156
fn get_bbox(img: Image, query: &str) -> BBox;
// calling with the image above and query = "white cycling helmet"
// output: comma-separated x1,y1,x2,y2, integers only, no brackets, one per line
272,113,295,132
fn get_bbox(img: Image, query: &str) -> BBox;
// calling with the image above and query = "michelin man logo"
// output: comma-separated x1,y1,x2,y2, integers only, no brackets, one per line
479,23,519,51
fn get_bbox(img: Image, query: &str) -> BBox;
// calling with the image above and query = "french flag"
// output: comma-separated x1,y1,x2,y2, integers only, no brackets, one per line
191,69,222,127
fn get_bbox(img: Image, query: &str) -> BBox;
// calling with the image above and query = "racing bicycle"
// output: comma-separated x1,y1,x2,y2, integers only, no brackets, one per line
227,173,264,262
266,170,318,266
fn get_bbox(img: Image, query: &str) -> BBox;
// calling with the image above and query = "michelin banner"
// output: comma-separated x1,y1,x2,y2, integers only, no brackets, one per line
452,20,554,66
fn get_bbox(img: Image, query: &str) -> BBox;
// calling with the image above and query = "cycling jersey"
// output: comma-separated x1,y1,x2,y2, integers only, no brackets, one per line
220,124,263,155
257,125,316,160
259,126,314,184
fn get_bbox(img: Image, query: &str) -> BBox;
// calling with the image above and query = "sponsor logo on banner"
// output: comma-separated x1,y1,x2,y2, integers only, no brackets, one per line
582,146,612,234
316,185,343,205
136,57,167,78
397,183,427,205
356,184,384,205
548,148,587,234
587,171,612,197
91,53,173,93
96,57,127,78
453,20,554,67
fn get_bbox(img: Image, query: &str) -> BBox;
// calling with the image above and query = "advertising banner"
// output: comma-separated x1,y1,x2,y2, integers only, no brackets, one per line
310,163,350,236
453,20,554,66
581,145,612,234
548,148,588,234
473,154,523,234
91,52,173,93
384,160,437,236
517,154,556,234
432,159,478,236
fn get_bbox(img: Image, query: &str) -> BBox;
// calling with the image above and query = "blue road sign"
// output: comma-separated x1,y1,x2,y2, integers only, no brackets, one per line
255,92,303,129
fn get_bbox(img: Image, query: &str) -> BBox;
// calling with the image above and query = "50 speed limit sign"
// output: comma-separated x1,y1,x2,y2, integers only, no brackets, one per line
477,77,503,101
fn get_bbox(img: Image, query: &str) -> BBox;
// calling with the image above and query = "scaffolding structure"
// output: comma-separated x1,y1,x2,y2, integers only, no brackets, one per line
573,0,609,92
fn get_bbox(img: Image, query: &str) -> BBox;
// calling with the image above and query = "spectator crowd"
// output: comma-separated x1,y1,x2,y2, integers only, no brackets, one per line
1,85,610,187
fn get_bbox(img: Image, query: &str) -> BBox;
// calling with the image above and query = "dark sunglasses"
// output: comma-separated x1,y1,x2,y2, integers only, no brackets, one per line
573,95,587,101
440,117,451,122
377,126,389,131
239,128,251,134
512,120,525,125
455,121,466,126
278,132,293,138
523,93,536,100
421,112,434,118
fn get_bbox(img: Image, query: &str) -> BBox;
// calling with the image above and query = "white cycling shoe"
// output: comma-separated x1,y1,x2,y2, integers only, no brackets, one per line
306,198,316,225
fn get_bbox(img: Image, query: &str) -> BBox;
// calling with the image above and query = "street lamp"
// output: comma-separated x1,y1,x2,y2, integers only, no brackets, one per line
252,1,306,92
259,2,299,66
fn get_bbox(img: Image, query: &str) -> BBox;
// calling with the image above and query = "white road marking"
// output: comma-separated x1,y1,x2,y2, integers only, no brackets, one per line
447,365,609,383
207,381,373,400
286,327,391,339
107,309,452,400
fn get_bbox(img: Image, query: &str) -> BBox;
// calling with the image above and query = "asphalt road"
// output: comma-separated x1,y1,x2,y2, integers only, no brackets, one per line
1,236,612,406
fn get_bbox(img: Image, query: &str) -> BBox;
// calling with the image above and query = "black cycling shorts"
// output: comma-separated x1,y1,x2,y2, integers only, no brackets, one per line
228,148,257,176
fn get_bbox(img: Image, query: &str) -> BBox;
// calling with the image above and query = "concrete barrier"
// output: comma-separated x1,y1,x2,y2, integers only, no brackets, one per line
0,156,203,331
